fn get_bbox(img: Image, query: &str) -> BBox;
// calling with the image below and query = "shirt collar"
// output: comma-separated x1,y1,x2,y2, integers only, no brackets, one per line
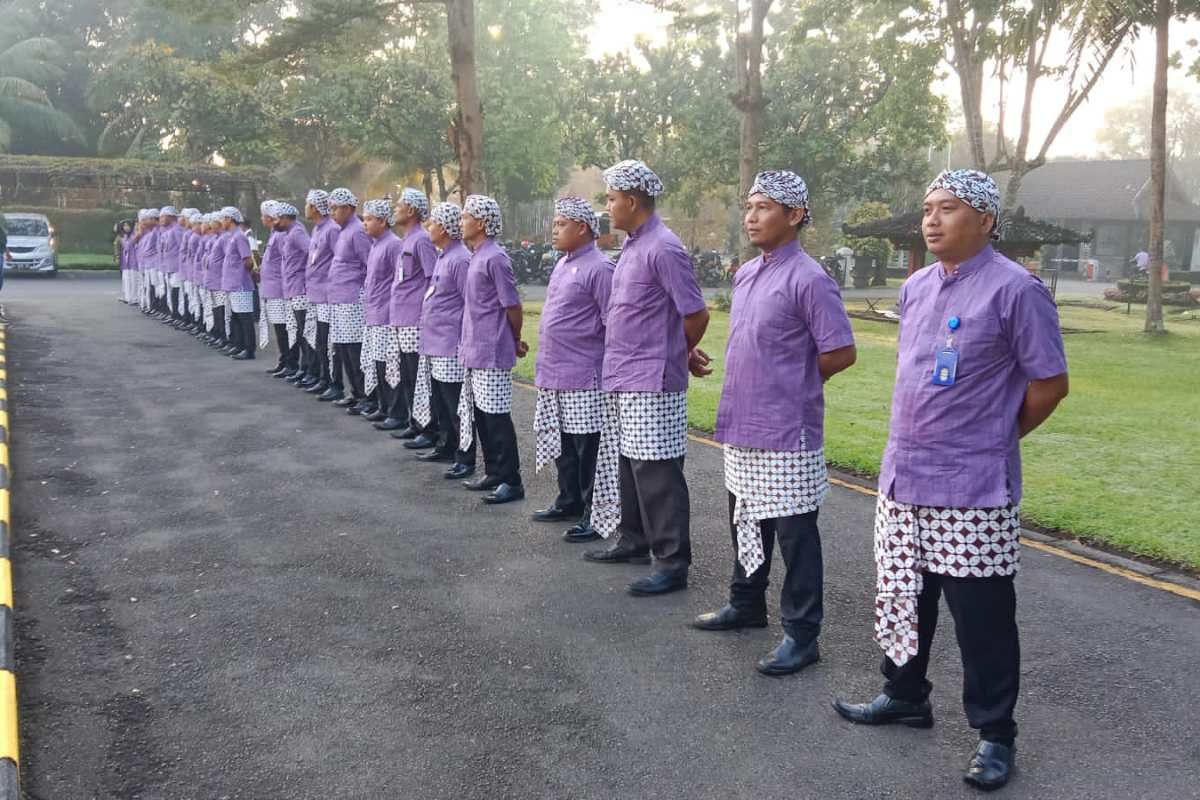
941,243,994,281
627,214,662,242
565,240,598,262
761,239,801,265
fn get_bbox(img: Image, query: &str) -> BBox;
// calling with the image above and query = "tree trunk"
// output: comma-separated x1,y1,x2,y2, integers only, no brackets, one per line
733,0,771,264
446,0,484,198
1146,0,1170,334
435,162,448,201
945,0,987,171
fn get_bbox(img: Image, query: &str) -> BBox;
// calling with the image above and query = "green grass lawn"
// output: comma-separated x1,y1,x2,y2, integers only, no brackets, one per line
58,252,117,269
518,296,1200,569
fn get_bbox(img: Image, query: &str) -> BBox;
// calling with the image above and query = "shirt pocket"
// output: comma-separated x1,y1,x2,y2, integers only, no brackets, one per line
954,313,1005,376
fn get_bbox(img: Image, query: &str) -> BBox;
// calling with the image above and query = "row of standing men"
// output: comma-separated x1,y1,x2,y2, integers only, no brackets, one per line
117,161,1070,793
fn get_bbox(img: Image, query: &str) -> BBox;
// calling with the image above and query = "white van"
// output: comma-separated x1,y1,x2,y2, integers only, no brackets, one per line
2,212,58,275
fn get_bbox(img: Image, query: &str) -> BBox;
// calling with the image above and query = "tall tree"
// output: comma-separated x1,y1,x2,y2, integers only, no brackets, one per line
0,32,84,153
732,0,772,259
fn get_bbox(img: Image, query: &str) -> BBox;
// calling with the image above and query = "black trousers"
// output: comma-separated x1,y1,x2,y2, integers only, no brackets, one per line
233,312,256,354
294,310,316,379
170,287,181,318
473,407,521,486
335,342,365,399
315,321,339,389
726,495,823,642
615,455,691,571
881,572,1020,745
272,324,291,369
432,378,474,466
554,432,601,515
386,351,421,426
211,306,227,343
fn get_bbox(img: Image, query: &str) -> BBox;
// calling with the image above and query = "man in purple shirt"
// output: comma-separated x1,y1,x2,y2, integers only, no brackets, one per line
382,188,438,442
302,190,344,398
411,201,476,478
201,213,229,348
258,201,291,374
137,209,160,316
179,210,201,332
531,197,614,543
157,206,183,327
275,203,313,384
833,170,1069,791
326,188,372,411
693,171,856,677
218,206,257,360
584,160,710,597
458,194,526,505
358,198,402,421
119,221,137,304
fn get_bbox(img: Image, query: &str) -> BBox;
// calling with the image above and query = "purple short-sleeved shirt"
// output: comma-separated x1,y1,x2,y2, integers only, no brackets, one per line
121,236,136,271
419,240,471,358
280,223,311,299
136,228,158,271
714,240,855,452
879,244,1068,507
363,229,401,326
459,238,521,370
207,233,227,290
389,225,437,327
259,230,283,299
220,230,254,293
180,231,194,280
306,217,338,304
158,225,181,274
602,215,707,393
326,215,372,304
536,241,615,391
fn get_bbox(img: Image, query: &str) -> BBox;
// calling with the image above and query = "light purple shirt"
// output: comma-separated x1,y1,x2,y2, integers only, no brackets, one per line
306,216,338,304
259,230,283,299
714,240,854,452
536,241,614,391
121,236,136,271
879,244,1068,508
206,234,226,291
158,225,181,273
602,215,706,393
389,224,437,327
220,231,254,293
326,215,371,304
280,223,311,299
419,240,471,358
363,229,401,326
136,227,158,271
459,238,521,370
180,231,194,280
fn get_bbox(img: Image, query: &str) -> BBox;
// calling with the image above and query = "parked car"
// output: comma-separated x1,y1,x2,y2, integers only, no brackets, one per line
2,213,58,275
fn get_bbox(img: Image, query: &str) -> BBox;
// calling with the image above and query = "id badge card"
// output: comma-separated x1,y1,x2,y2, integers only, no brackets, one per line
931,347,959,386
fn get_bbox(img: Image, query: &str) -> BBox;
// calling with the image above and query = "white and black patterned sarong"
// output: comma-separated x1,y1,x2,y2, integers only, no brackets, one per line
329,291,366,344
168,271,182,288
724,444,828,575
456,368,514,448
361,325,401,396
414,355,466,427
229,290,254,313
303,300,326,348
592,391,689,538
533,386,605,472
259,298,290,348
287,295,308,348
874,496,1021,667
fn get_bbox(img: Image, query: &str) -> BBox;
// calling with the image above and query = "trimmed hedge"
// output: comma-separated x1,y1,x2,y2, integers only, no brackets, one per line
2,206,135,254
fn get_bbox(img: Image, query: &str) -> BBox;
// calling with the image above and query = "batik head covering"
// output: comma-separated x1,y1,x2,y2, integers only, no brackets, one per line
925,169,1001,230
180,207,199,221
554,196,600,238
463,195,502,238
260,200,278,218
602,159,665,197
275,202,298,218
306,189,331,216
399,187,429,220
159,205,179,218
429,202,463,240
749,170,812,228
362,198,394,223
137,209,156,222
329,187,358,208
219,206,244,224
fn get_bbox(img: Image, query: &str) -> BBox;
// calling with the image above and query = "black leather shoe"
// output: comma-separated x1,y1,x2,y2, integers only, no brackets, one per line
232,350,255,360
297,376,319,388
332,396,358,408
356,403,379,418
628,570,688,596
402,434,437,450
363,409,388,422
756,636,820,676
463,475,502,491
375,418,406,431
963,741,1014,791
391,426,420,440
344,402,364,415
444,463,475,480
417,450,455,463
285,373,307,385
483,483,525,504
691,604,768,632
832,693,934,728
267,364,286,375
275,369,298,380
317,388,344,402
583,544,651,565
531,504,581,523
561,523,600,543
306,382,330,395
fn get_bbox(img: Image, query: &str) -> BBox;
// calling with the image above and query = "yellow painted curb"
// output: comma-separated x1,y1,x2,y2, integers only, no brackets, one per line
0,672,17,765
0,490,7,525
0,562,10,610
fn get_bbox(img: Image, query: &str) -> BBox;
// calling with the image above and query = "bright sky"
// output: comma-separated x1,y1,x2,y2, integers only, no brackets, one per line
586,3,1200,158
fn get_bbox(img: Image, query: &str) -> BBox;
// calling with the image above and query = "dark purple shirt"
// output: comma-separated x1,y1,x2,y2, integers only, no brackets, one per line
419,240,471,358
220,231,254,293
714,240,854,452
259,231,283,299
536,242,614,391
879,245,1068,508
363,229,401,326
306,216,338,304
326,216,371,304
602,215,706,392
280,223,311,299
389,225,437,327
459,238,521,370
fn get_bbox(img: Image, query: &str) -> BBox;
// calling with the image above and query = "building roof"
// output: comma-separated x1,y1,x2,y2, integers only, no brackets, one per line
996,159,1200,222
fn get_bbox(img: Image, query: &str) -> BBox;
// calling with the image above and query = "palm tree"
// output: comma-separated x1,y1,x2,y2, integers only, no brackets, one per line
0,36,84,153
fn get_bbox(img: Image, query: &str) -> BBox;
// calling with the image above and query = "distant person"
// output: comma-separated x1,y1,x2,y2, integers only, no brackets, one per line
1133,250,1150,274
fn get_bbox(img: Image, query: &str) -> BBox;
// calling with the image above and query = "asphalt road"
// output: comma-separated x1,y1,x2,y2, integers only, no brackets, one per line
4,273,1198,800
